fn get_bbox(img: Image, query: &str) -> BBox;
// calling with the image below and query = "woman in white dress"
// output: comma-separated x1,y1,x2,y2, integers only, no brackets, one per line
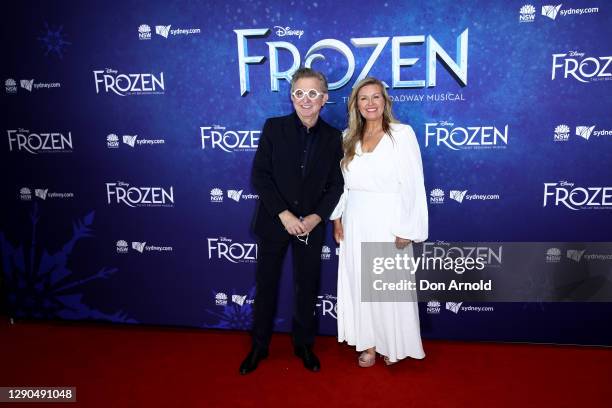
331,77,428,367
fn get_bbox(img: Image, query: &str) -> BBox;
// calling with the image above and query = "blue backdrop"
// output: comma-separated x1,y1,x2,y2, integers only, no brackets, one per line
2,0,611,345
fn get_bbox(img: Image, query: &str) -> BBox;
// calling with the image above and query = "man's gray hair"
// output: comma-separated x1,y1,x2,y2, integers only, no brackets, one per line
290,67,328,93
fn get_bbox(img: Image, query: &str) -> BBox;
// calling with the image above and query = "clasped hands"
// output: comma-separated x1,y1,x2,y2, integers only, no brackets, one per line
333,218,412,249
279,210,321,236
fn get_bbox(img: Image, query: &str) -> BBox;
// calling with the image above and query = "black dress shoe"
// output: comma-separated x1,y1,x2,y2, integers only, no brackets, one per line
239,348,268,375
294,345,320,372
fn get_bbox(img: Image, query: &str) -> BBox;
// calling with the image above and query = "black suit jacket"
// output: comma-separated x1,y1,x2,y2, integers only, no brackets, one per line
252,113,344,242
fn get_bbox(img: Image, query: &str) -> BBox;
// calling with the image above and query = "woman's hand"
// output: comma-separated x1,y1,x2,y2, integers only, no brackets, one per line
333,219,344,243
395,236,412,249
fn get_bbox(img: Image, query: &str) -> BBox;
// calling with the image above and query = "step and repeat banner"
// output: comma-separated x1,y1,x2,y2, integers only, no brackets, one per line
2,0,611,345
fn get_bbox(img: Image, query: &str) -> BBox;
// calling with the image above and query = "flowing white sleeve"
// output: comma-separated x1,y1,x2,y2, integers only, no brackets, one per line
391,124,429,242
329,186,347,220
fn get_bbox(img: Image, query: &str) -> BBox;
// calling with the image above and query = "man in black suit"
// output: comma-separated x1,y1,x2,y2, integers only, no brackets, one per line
239,68,344,374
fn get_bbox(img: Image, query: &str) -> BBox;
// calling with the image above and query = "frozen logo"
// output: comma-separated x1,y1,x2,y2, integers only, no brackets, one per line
543,181,612,211
234,28,468,95
93,68,165,96
207,237,258,264
106,181,174,207
425,122,509,150
316,294,337,319
7,129,73,154
422,242,503,267
200,125,259,152
551,51,612,83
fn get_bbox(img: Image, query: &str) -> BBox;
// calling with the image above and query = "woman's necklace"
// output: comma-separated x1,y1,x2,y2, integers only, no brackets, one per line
362,127,383,153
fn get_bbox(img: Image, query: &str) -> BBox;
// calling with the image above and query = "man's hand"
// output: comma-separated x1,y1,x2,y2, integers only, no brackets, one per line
279,210,306,235
301,214,322,234
333,219,344,243
395,236,412,250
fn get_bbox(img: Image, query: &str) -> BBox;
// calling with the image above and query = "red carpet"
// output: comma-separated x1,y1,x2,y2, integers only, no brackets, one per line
1,318,611,407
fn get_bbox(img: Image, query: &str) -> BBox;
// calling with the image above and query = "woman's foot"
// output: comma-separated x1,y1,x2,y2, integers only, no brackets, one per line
358,349,376,368
383,356,397,366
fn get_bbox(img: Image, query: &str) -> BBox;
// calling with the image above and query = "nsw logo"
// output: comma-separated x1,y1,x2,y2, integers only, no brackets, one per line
321,245,331,260
554,124,570,142
427,300,441,314
546,248,561,263
5,79,17,93
116,240,129,253
19,188,32,201
430,188,444,204
519,4,536,23
138,24,151,40
210,188,223,203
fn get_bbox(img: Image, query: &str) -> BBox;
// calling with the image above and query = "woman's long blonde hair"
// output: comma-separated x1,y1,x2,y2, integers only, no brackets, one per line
341,77,397,170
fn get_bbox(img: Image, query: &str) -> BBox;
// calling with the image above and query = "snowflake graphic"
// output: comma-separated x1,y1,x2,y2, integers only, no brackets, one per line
1,203,136,323
37,22,71,58
204,286,283,330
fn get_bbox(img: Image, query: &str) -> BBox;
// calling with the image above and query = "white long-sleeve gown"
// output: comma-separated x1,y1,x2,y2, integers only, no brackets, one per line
331,123,428,362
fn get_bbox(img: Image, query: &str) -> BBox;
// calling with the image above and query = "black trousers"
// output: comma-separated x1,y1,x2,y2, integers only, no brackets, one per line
252,225,324,350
